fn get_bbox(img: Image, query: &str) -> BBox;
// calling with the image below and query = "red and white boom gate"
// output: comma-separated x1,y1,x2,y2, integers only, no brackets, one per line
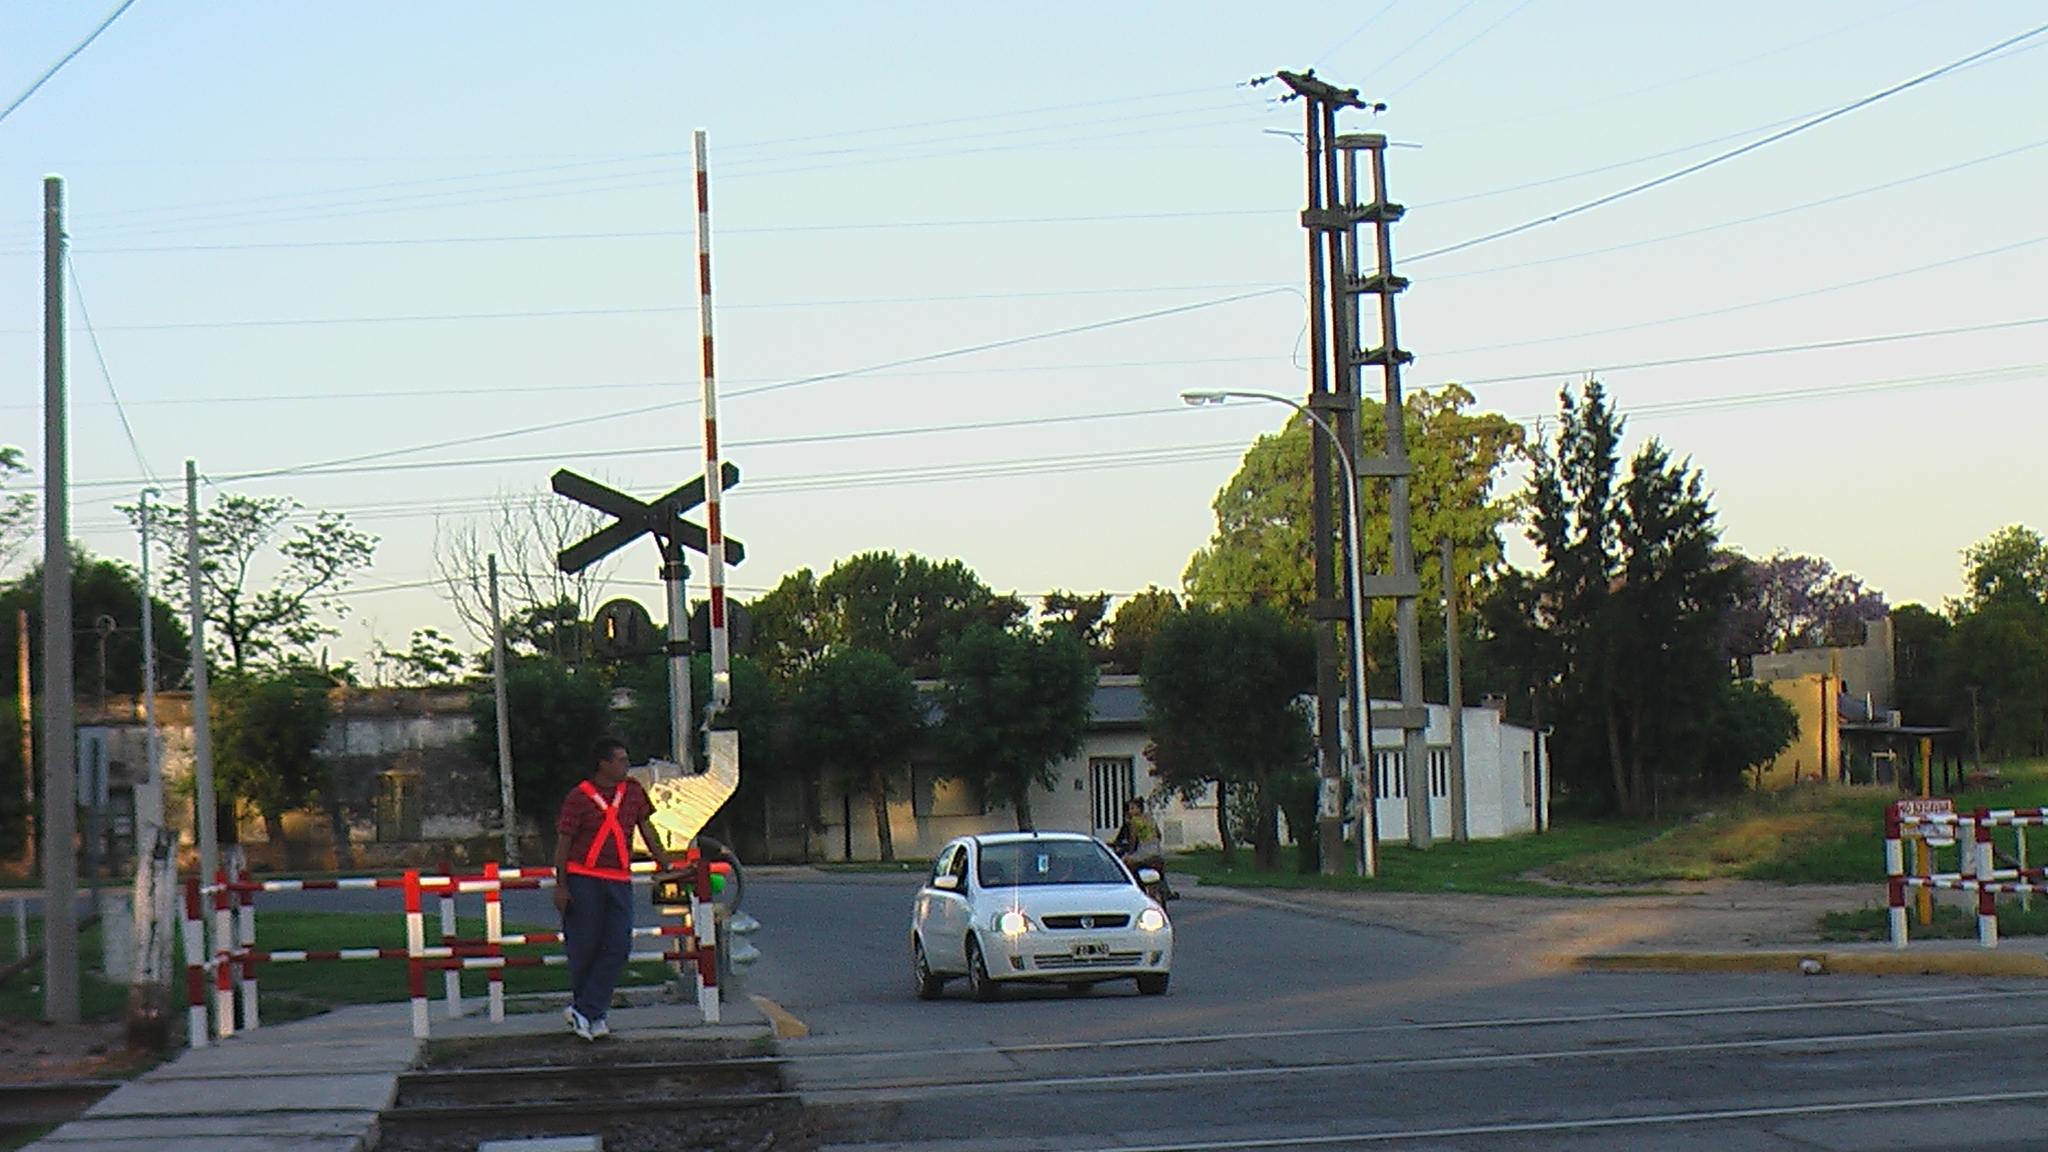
1886,802,2047,950
180,855,729,1047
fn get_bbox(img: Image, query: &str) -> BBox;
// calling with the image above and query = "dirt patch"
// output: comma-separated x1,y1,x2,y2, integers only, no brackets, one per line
0,1017,155,1084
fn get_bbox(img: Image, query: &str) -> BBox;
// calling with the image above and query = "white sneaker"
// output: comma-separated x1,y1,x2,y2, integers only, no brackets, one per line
588,1016,609,1039
564,1006,594,1041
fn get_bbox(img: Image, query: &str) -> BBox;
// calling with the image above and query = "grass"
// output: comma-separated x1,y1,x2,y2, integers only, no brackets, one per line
1171,820,1665,896
1,910,677,1026
1549,759,2048,887
1819,897,2048,942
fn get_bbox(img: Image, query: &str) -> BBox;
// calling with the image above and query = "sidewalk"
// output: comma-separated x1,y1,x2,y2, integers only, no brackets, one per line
1184,876,2048,979
25,993,769,1152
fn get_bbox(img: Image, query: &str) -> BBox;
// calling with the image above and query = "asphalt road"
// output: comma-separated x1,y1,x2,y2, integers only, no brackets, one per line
740,874,2048,1152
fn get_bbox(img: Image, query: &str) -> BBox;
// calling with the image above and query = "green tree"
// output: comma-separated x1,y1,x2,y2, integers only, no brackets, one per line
1891,604,1953,728
937,623,1097,831
1946,600,2048,759
789,647,922,862
214,670,334,869
749,568,828,682
1958,525,2048,611
616,651,790,853
1106,586,1181,675
1182,386,1523,636
0,446,32,575
1140,604,1314,870
1038,590,1111,664
135,491,377,673
1,552,190,700
372,627,467,687
466,659,613,849
817,552,1026,678
1514,381,1765,816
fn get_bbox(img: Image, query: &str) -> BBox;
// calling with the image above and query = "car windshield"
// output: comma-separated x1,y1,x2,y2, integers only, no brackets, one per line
977,840,1128,887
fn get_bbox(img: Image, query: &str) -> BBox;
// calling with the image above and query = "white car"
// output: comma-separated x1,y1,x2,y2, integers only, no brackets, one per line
911,832,1173,1000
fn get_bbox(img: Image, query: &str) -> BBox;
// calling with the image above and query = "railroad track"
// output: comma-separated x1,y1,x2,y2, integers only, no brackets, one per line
375,1046,810,1152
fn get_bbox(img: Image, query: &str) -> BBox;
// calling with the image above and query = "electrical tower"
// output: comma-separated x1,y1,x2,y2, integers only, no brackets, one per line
1278,70,1434,859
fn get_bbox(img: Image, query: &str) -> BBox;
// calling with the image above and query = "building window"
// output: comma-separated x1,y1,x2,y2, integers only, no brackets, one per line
1376,750,1403,799
1089,757,1136,834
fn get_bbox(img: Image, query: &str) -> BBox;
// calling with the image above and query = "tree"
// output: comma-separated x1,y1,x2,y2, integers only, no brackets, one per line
434,492,616,662
1891,604,1953,728
213,670,333,869
1106,585,1181,675
1141,604,1314,870
136,491,377,673
817,552,1026,678
0,446,32,576
1940,525,2048,760
370,627,467,687
1038,590,1111,664
1958,525,2048,612
466,659,613,849
1182,386,1523,637
1512,381,1770,816
937,624,1097,830
752,553,1026,681
788,647,922,862
1721,552,1888,669
1,552,190,700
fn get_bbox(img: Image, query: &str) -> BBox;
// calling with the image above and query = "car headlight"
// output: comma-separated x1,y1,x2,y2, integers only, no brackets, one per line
1138,908,1167,932
995,910,1031,935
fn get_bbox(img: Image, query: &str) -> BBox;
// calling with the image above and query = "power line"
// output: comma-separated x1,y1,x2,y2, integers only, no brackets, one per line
1407,20,2048,263
1454,315,2048,386
1434,230,2048,358
1314,1,1404,68
0,279,1285,334
1428,133,2048,283
1381,0,1537,100
1362,0,1485,85
2,353,1284,414
64,253,156,483
0,0,138,126
213,287,1292,485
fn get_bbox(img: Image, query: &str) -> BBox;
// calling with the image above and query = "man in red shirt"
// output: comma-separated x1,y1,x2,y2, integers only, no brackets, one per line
553,737,672,1040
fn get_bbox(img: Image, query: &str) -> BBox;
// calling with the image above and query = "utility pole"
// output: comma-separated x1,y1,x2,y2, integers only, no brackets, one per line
1277,69,1364,876
42,173,80,1025
131,485,169,1045
1442,537,1468,842
663,543,693,771
185,461,218,889
15,608,31,870
137,488,163,848
488,554,518,864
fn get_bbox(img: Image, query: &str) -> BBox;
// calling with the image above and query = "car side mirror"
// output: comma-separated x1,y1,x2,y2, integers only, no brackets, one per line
932,873,962,892
1136,868,1161,885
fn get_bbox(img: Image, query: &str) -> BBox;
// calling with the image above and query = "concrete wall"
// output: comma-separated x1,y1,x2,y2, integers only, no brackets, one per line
1366,703,1544,843
1759,674,1833,787
1752,617,1896,713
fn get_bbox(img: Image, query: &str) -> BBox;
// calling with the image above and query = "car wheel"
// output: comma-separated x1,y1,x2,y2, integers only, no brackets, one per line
913,937,945,1001
967,937,1003,1002
1136,972,1170,996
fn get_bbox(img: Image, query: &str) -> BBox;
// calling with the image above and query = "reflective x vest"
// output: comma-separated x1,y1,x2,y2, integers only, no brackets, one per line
565,779,634,882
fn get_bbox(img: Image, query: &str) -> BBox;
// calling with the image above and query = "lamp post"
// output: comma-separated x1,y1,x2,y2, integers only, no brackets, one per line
1182,389,1377,877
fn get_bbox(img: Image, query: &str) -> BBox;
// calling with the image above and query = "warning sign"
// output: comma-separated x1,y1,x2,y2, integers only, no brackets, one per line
1898,797,1956,846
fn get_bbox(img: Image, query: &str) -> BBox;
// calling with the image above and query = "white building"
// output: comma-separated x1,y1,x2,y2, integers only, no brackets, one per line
808,676,1550,860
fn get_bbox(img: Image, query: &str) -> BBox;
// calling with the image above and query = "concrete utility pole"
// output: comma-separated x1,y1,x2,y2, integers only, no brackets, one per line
42,174,80,1025
185,461,218,889
137,488,163,844
663,543,693,772
488,554,518,864
15,608,31,869
1277,69,1367,877
1443,536,1468,842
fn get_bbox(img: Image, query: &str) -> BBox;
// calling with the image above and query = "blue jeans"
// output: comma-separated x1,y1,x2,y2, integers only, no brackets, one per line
562,872,633,1023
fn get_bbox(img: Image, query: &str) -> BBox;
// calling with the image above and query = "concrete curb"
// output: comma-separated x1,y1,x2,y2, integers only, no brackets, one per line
1574,949,2048,979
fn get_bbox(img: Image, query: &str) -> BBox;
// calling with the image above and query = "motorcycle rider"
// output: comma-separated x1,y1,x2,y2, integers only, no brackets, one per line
1110,798,1175,900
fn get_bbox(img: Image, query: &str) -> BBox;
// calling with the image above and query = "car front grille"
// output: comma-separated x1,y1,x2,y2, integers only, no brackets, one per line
1031,950,1145,971
1040,914,1131,930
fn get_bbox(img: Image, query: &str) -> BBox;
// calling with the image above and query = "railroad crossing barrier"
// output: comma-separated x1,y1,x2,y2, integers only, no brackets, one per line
179,855,733,1047
1885,803,2048,949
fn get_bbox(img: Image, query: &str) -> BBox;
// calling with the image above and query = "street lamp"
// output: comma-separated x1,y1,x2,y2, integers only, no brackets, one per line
1181,389,1377,877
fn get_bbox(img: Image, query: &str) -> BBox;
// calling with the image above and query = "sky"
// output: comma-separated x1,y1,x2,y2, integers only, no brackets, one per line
2,1,2043,671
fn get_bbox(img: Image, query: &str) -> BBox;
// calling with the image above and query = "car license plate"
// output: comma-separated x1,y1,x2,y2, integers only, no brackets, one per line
1073,942,1108,959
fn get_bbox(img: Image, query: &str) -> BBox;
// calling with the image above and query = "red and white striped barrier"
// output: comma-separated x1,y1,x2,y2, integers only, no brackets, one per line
1887,804,2048,949
181,860,721,1044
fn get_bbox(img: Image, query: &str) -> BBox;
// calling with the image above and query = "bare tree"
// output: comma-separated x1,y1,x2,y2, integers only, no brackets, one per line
435,491,618,662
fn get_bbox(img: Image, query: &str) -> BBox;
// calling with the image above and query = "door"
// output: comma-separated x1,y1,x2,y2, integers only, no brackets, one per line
918,843,973,973
1089,757,1137,839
